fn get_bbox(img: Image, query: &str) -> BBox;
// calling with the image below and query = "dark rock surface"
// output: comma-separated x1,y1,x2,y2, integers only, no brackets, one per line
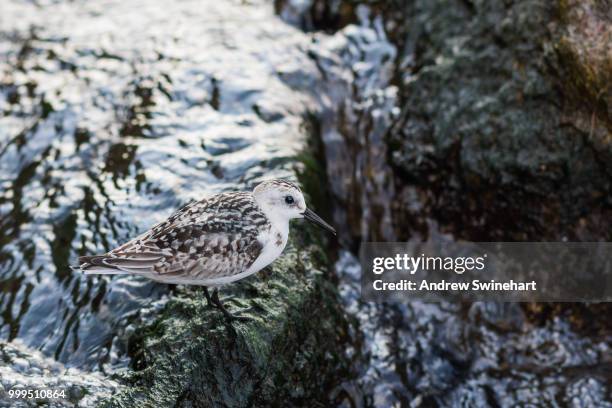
386,0,611,241
303,0,612,242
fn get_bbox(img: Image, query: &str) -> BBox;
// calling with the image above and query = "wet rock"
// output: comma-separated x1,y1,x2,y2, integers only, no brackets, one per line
555,0,611,126
0,341,120,406
293,0,611,243
106,232,350,407
276,0,357,33
331,251,612,407
0,0,352,406
278,1,612,406
385,0,612,242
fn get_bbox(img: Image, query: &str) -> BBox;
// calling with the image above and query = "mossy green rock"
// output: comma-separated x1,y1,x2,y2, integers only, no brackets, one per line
105,228,348,407
383,0,611,240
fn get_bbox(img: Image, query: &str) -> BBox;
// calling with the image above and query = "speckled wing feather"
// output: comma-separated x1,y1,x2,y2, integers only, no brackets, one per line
79,192,270,284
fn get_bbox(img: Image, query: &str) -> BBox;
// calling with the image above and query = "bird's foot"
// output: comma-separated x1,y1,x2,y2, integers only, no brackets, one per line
206,288,251,322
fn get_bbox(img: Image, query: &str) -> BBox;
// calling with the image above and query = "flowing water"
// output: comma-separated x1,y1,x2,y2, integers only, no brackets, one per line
0,0,610,406
299,6,612,407
0,0,321,403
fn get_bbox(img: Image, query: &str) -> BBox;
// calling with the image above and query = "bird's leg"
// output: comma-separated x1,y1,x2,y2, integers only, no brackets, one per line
210,288,252,322
211,288,234,321
203,286,213,307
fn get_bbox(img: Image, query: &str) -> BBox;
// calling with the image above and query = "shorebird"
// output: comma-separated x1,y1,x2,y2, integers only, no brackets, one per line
77,179,336,320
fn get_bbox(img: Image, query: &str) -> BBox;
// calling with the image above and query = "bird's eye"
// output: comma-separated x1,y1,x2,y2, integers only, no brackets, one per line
284,195,294,205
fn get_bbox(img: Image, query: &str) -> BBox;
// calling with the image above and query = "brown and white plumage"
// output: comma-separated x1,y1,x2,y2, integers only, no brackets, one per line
78,180,336,286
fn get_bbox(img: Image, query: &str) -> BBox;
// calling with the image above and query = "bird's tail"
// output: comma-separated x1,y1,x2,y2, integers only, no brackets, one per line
75,255,127,275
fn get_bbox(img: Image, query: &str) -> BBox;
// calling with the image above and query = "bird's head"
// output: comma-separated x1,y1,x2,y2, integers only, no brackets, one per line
253,179,336,235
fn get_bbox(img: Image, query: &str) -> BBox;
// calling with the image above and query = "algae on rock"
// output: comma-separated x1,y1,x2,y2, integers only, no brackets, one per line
105,228,349,407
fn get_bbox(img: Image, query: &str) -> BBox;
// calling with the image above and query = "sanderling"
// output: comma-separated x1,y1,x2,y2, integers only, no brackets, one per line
77,179,336,319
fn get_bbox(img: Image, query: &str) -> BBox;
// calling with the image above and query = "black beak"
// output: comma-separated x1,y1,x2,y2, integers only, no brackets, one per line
302,208,336,235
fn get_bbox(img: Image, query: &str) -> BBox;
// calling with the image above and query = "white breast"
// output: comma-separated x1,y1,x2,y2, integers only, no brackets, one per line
246,226,288,275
